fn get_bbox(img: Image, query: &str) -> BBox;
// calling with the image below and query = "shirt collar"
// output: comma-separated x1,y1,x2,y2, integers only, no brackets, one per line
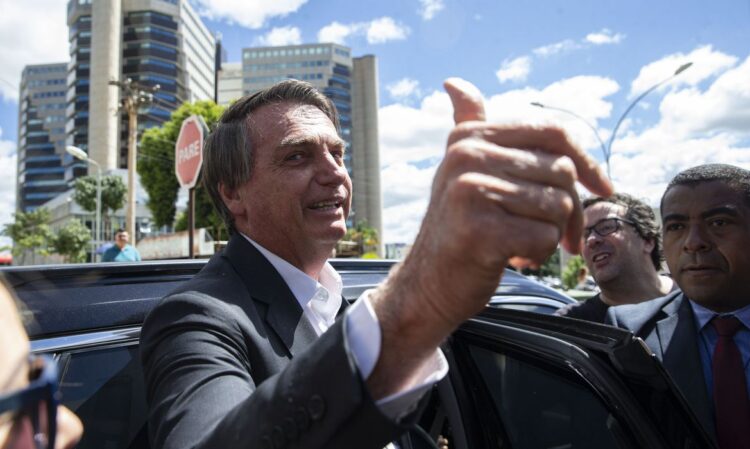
689,299,750,332
241,233,342,307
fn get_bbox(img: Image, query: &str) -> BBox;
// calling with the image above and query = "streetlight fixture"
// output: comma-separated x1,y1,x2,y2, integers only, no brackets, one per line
531,62,693,179
66,145,101,262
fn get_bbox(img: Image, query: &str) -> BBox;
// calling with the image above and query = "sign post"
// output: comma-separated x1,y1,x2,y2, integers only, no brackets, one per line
175,115,206,258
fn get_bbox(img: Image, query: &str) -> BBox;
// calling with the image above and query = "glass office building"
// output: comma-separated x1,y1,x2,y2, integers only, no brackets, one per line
16,63,69,212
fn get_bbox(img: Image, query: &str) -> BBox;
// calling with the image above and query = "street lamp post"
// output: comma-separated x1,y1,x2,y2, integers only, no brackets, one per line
66,145,101,262
531,62,693,179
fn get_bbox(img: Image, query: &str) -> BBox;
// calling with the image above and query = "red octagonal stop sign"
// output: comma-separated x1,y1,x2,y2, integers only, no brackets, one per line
175,115,206,189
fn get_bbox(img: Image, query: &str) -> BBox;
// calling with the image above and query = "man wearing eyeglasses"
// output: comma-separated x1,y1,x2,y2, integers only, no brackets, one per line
556,193,674,322
0,279,83,449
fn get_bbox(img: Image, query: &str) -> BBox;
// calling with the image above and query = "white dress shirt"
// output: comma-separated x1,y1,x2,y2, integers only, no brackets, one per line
244,235,448,422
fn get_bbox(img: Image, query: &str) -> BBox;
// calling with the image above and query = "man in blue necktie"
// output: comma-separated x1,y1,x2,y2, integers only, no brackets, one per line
608,164,750,449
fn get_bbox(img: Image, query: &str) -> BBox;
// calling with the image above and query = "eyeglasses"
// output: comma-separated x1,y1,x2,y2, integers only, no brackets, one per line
583,217,635,240
0,355,59,449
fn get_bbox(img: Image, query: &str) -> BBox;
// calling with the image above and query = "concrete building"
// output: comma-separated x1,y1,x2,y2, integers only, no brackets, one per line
216,62,242,106
16,63,69,212
240,44,382,252
65,0,215,175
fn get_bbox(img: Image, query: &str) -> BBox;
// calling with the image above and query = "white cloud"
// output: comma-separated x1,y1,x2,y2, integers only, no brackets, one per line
0,128,17,231
654,54,750,136
317,17,409,45
365,17,410,44
418,0,445,21
379,51,749,243
253,26,302,46
0,0,68,102
379,75,620,243
387,78,422,101
317,22,355,45
193,0,308,29
495,56,532,83
629,45,737,98
585,28,625,45
533,39,579,58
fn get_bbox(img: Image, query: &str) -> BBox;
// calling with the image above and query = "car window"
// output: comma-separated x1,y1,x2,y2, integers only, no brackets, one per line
57,343,149,449
464,343,635,449
491,303,559,315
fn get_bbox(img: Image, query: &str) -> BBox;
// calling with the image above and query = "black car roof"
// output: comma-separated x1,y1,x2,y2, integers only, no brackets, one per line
2,259,572,339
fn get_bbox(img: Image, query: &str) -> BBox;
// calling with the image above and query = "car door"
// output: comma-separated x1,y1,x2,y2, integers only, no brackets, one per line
441,308,715,449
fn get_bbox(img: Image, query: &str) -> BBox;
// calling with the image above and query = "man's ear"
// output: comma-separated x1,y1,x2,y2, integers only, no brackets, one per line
219,182,245,216
643,236,656,255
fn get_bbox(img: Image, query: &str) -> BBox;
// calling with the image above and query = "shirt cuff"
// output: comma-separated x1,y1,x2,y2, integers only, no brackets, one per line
344,289,449,421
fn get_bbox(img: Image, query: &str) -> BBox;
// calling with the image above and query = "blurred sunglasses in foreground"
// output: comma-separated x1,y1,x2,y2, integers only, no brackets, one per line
0,355,58,449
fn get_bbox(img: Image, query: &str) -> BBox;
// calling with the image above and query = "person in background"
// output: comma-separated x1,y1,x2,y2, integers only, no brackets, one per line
102,228,141,262
557,193,674,322
608,164,750,449
0,278,83,449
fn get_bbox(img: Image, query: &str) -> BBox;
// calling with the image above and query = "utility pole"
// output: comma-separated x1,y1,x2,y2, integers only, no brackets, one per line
109,78,159,246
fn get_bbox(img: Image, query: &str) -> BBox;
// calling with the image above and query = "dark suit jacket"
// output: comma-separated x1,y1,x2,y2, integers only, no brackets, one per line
140,235,408,449
606,291,716,440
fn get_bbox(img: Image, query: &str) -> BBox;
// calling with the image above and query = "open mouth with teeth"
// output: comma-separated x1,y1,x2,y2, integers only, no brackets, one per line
592,253,611,264
309,200,343,211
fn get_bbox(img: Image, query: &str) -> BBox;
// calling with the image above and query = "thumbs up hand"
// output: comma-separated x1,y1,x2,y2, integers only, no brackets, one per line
367,78,612,399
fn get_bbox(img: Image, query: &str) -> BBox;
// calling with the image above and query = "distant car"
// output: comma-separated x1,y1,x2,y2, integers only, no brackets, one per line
3,259,713,449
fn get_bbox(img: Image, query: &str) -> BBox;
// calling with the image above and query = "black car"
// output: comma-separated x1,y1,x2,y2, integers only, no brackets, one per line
3,259,714,449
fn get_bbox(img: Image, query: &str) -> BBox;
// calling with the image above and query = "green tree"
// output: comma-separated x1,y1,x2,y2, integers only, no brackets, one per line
138,101,225,238
561,255,586,290
72,175,127,233
2,209,53,265
173,185,226,239
340,221,380,258
521,249,561,278
52,219,91,263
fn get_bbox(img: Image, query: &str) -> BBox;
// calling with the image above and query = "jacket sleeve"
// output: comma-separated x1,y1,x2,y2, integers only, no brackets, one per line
140,292,409,449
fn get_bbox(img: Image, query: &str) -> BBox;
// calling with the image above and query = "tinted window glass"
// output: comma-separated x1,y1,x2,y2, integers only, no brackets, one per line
58,344,149,449
492,303,559,315
468,344,633,449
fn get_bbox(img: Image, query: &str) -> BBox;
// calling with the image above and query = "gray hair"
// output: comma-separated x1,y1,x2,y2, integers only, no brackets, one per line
202,80,340,235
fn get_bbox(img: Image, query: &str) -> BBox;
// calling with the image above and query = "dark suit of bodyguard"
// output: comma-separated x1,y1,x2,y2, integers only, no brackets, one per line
140,79,613,449
608,164,750,449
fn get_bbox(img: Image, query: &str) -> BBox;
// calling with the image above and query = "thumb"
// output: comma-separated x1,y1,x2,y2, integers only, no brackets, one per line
444,77,486,124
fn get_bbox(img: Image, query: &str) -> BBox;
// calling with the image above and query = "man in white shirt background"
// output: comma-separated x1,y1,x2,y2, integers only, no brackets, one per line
140,78,611,449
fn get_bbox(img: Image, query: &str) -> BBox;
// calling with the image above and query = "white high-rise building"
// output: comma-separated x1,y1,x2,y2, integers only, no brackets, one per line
65,0,215,175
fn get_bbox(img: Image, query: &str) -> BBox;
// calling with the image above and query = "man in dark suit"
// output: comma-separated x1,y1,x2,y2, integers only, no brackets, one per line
140,79,612,449
608,164,750,449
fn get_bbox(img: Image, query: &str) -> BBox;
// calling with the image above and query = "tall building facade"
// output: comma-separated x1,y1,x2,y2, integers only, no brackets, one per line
16,63,69,212
216,62,242,106
65,0,215,175
240,44,382,248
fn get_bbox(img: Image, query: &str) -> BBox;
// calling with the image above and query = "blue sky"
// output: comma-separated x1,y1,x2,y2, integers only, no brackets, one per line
1,0,749,244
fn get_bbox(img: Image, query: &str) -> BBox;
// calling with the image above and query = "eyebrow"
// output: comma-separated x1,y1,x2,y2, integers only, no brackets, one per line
278,135,346,151
662,205,740,223
701,205,740,219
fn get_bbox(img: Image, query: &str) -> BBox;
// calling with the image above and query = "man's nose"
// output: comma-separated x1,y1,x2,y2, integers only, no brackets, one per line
584,231,603,248
316,152,348,185
683,224,710,253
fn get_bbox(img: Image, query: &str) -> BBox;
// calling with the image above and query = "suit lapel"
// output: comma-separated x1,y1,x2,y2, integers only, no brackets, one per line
223,234,318,358
655,293,715,439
